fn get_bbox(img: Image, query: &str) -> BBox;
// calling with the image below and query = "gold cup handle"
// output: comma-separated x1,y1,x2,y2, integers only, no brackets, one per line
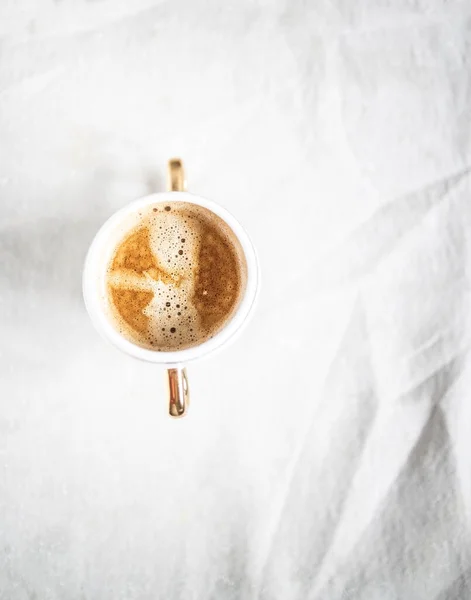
167,367,189,418
168,158,187,192
166,158,189,417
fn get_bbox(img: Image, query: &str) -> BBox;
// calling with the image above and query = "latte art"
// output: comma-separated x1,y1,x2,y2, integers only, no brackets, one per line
105,201,247,351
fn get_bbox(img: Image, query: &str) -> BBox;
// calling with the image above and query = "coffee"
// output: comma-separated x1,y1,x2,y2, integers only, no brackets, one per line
105,201,248,351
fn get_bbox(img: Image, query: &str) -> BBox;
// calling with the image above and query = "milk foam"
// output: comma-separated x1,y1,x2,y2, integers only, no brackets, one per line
105,201,247,351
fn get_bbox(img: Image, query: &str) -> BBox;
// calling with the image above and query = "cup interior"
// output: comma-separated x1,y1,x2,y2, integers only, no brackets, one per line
83,191,258,365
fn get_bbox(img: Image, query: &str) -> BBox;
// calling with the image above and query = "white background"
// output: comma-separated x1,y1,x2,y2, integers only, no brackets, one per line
1,1,471,598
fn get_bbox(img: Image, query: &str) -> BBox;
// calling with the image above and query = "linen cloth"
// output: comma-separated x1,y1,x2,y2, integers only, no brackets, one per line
1,1,470,598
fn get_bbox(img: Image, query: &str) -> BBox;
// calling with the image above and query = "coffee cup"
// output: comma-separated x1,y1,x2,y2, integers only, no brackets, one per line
83,159,258,417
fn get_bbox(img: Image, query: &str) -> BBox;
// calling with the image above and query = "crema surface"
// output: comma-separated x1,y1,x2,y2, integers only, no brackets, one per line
106,202,247,351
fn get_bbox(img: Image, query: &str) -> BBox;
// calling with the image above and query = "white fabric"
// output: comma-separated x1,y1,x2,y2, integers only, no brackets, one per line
1,1,470,598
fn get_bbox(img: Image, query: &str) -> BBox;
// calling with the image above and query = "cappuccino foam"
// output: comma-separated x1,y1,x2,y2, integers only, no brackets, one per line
105,201,247,351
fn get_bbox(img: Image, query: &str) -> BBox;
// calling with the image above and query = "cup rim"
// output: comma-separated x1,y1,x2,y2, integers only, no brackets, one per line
82,191,259,364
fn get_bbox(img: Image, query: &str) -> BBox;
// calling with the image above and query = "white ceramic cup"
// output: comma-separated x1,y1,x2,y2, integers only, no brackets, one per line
83,160,258,417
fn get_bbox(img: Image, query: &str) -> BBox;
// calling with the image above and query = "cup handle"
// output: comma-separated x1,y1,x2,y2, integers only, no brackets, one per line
167,367,189,417
168,157,187,192
166,158,190,417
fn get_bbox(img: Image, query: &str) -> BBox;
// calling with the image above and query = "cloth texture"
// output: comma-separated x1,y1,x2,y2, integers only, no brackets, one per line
1,1,470,598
